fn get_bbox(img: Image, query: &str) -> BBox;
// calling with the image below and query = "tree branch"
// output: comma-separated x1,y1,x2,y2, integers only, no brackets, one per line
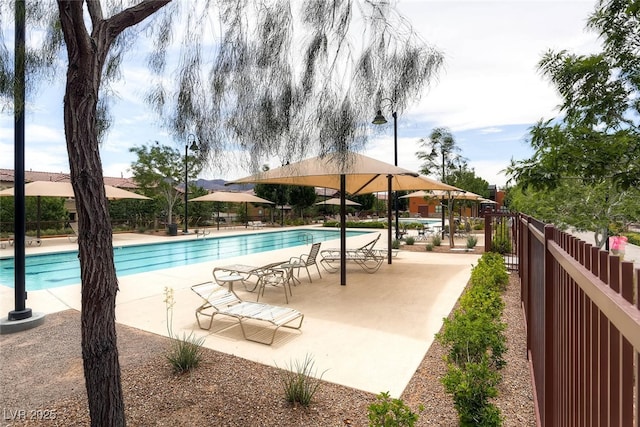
107,0,172,37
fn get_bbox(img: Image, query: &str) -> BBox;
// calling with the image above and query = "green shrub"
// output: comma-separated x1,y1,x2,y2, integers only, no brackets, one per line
437,311,506,369
622,231,640,246
441,357,502,427
436,252,508,424
425,243,433,252
466,235,478,249
392,239,401,249
405,236,415,245
367,391,423,427
278,354,326,407
431,235,441,246
470,253,509,292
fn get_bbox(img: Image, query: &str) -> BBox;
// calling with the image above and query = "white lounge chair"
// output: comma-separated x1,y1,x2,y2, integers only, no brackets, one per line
191,282,304,345
8,234,41,247
68,222,79,243
247,221,266,230
319,233,385,274
214,261,293,303
194,228,211,238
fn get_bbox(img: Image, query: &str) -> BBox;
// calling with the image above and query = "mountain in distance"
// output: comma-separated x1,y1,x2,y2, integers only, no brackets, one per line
195,178,254,192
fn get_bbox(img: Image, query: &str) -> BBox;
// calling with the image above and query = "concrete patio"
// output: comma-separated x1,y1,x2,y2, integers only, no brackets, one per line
0,228,481,397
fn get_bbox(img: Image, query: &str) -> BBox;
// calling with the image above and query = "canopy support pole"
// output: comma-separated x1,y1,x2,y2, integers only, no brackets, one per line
340,174,346,286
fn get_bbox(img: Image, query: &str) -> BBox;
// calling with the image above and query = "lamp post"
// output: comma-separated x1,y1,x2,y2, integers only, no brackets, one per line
183,134,198,234
372,108,400,241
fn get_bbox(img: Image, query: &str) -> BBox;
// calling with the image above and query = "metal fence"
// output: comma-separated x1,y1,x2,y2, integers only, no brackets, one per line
515,214,640,426
484,211,519,271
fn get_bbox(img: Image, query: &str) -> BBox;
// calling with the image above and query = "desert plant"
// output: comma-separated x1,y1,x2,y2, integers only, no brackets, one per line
163,287,206,374
431,235,441,246
466,235,478,249
425,243,434,252
392,239,401,249
367,391,424,427
405,236,415,245
278,354,326,406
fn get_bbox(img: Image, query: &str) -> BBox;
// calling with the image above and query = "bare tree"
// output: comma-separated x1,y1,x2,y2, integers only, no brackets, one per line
0,1,443,424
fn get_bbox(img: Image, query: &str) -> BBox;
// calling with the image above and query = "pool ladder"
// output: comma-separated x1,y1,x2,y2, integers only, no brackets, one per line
299,232,314,245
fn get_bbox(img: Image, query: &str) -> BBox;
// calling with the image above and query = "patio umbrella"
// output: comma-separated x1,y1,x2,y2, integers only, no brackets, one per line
315,197,361,206
190,191,274,230
0,181,150,200
0,181,150,238
227,151,459,285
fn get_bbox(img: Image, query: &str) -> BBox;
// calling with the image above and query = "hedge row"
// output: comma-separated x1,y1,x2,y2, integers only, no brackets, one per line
436,252,509,426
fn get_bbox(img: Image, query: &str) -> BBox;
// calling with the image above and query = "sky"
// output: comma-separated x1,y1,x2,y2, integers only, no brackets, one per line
0,0,602,189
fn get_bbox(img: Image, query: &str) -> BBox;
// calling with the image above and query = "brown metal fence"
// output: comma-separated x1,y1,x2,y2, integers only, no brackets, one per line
514,214,640,426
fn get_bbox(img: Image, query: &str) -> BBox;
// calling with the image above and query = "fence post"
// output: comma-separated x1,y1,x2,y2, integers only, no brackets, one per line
543,224,556,426
484,212,491,252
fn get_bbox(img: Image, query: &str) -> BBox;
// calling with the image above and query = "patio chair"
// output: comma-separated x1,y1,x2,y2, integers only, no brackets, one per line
284,242,322,283
191,282,304,345
319,233,385,274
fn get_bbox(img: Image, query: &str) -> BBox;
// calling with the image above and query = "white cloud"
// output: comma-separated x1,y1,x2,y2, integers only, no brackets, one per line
0,0,601,189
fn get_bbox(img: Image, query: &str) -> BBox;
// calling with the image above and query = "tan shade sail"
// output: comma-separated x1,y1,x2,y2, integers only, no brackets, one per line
227,152,459,194
401,189,484,200
315,197,361,206
0,181,150,200
190,191,273,204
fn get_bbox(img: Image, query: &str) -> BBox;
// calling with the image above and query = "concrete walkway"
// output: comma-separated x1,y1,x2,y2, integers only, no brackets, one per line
0,229,481,397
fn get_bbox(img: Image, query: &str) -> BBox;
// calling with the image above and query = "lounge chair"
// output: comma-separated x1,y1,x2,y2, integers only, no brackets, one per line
191,282,304,345
247,221,266,230
195,228,211,238
284,242,322,283
8,235,41,247
68,222,79,243
214,261,293,303
319,233,385,274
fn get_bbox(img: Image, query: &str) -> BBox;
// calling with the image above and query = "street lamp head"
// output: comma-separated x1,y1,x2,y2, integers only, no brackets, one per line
372,110,388,125
187,133,198,151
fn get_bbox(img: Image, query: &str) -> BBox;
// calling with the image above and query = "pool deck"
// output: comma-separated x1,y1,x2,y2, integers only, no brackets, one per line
0,226,481,397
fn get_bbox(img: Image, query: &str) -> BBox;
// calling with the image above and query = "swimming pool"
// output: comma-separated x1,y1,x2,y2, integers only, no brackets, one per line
0,229,367,291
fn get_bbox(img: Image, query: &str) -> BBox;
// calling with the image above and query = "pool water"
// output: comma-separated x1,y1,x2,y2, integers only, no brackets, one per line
0,229,367,291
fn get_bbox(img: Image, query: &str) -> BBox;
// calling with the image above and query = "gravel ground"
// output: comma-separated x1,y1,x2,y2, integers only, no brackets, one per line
0,247,535,426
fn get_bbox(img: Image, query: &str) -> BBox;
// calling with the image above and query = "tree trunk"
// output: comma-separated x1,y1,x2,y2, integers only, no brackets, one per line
58,3,123,425
57,1,172,423
62,45,125,427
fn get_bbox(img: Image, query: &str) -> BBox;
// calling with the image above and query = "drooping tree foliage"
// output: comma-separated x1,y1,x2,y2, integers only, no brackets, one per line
0,1,443,425
506,0,640,245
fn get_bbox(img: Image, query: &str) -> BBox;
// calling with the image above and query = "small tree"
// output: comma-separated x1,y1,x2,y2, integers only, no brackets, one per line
129,142,202,227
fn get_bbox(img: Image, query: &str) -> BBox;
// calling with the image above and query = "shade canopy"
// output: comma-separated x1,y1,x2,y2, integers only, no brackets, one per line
190,191,273,204
227,152,459,195
228,151,459,286
401,189,484,201
316,197,361,206
0,181,150,200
